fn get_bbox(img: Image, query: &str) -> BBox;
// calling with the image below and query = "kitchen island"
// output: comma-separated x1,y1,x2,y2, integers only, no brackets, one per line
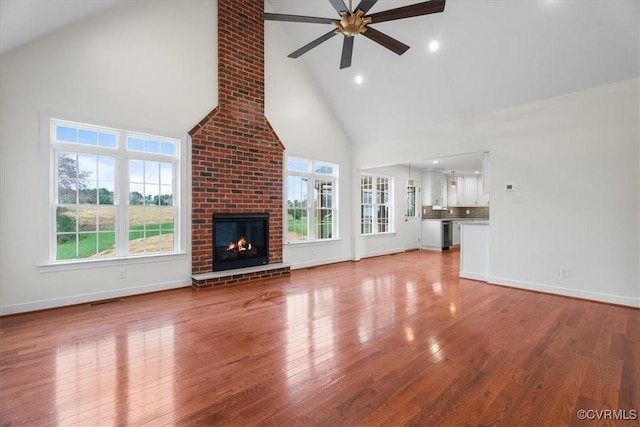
459,221,490,281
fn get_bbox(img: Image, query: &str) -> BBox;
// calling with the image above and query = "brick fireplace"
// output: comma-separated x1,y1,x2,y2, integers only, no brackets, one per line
189,0,290,287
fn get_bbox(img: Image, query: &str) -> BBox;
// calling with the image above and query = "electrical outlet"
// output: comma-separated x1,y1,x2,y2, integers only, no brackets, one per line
559,268,569,279
118,270,126,280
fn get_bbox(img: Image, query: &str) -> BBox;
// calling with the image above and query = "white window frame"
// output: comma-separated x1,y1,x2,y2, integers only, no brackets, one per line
360,174,394,235
42,116,185,265
285,156,339,243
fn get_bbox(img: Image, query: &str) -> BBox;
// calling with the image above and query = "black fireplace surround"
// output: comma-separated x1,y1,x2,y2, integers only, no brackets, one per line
212,213,269,272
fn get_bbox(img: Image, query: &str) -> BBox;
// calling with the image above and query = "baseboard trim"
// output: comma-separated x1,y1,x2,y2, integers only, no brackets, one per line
0,280,191,316
488,276,640,308
460,271,488,282
289,256,352,270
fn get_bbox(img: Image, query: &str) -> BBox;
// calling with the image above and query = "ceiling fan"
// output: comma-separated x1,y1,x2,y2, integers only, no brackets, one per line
263,0,446,69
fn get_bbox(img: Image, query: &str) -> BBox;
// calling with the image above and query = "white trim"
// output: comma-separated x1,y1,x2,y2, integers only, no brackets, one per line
488,276,640,308
285,238,342,247
460,271,488,281
289,255,352,270
358,247,404,259
0,279,192,316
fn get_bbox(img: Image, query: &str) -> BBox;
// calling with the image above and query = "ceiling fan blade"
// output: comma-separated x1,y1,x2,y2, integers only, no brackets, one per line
262,13,336,25
288,30,339,58
362,26,409,55
340,36,355,69
367,0,445,24
329,0,349,14
354,0,378,14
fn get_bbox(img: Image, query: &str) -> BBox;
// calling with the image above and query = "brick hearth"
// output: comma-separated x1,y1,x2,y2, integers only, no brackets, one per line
189,0,289,287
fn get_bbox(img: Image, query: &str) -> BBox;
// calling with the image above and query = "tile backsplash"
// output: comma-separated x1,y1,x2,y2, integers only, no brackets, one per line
422,206,490,220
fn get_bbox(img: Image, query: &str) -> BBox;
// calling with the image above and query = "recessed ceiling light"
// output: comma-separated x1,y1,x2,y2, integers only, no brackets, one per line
432,160,439,164
354,75,363,84
474,170,480,174
428,40,439,52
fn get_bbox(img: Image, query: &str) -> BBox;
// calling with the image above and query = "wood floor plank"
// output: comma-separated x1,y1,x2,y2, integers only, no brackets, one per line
1,250,638,426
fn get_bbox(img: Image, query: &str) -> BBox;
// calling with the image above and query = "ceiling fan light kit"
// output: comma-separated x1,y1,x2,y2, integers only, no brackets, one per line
263,0,446,69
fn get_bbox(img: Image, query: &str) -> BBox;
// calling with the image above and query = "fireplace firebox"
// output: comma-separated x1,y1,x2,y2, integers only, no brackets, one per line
212,213,269,272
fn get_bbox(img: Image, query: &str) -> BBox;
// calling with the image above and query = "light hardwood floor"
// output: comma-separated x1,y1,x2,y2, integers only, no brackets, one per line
1,250,638,426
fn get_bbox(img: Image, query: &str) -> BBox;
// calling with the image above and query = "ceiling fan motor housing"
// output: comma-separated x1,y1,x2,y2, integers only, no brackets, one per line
335,10,371,36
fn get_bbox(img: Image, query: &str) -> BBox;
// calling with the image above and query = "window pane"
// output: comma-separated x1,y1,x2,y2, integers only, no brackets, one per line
58,179,77,204
77,206,97,232
129,206,145,240
98,206,116,231
361,176,372,204
160,163,173,185
57,126,78,143
314,180,332,208
99,132,117,148
56,207,77,234
145,185,160,205
129,183,144,205
145,139,160,153
78,129,98,146
377,205,389,233
313,162,334,175
144,162,160,184
361,205,372,234
159,185,173,205
130,160,144,183
315,208,332,239
377,178,389,204
56,234,78,260
406,185,416,217
161,142,175,155
287,209,308,241
128,137,144,151
287,159,310,172
128,206,174,254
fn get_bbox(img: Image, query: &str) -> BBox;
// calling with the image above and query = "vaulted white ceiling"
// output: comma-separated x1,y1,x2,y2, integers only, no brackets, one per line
267,0,639,150
2,0,638,172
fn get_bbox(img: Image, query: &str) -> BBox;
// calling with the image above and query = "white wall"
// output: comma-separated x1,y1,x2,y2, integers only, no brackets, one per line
264,6,354,270
354,78,640,307
0,0,354,314
0,1,217,315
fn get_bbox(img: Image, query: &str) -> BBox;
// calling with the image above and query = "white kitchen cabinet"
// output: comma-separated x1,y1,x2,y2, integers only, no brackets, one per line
463,176,478,206
446,176,463,206
478,177,490,206
421,220,442,250
421,171,443,206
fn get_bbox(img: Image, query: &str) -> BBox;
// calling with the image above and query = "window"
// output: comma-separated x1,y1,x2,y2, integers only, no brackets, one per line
360,175,393,234
286,157,338,243
406,179,417,217
50,119,181,262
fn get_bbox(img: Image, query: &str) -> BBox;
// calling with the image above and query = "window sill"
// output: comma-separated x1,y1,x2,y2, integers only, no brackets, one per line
39,252,188,273
360,232,397,238
285,238,342,247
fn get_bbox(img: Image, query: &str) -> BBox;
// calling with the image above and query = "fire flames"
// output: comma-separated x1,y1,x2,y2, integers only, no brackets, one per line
227,236,252,252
